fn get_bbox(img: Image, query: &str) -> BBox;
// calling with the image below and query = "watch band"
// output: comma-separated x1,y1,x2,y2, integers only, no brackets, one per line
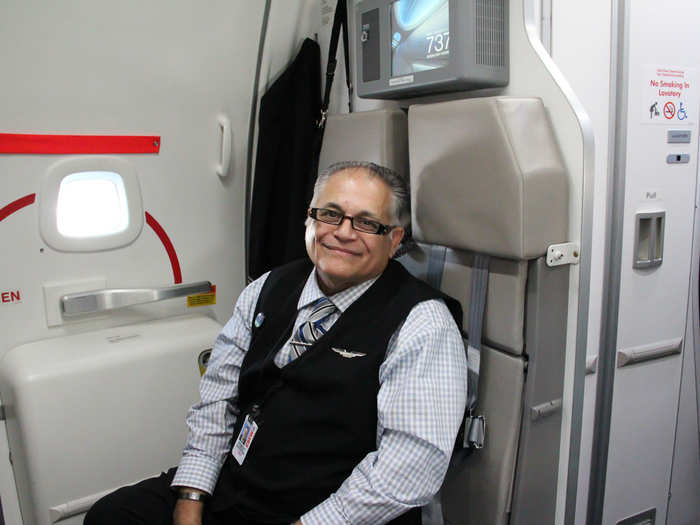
177,490,208,502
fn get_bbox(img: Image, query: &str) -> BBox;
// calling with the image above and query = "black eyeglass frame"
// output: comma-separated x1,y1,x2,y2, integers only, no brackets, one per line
308,207,396,235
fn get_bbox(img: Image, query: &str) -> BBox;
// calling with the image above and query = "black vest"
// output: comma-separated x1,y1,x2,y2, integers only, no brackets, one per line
210,259,462,524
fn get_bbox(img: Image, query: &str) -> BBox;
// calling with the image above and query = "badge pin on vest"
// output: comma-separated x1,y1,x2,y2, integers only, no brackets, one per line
254,312,265,328
331,347,367,358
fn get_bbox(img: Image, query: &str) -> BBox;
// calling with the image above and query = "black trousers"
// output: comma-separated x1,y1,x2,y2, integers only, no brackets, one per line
83,468,274,525
84,467,422,525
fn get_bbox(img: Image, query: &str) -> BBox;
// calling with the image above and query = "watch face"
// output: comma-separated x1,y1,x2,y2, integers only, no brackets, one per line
391,0,450,76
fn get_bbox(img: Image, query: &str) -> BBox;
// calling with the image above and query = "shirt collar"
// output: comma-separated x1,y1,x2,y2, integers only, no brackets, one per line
297,268,380,313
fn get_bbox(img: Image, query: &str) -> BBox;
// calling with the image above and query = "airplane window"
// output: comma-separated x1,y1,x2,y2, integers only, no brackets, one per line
39,157,144,252
56,171,129,238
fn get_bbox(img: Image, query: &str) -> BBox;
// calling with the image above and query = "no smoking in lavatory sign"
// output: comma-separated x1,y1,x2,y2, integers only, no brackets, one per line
644,65,696,125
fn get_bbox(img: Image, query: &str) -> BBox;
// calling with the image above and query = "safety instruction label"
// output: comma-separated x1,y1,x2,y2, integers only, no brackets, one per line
188,285,216,308
643,65,696,125
389,74,415,87
1,289,22,305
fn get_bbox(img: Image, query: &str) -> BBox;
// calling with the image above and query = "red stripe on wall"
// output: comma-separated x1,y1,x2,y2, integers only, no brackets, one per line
0,133,160,154
0,193,36,222
1,196,182,285
145,212,182,284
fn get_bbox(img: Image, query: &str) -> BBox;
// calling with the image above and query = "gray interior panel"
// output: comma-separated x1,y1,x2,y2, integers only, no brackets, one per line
398,243,528,355
510,258,569,525
441,347,526,525
318,108,409,177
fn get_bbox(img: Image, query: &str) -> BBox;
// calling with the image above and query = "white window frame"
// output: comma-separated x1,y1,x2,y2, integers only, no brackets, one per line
39,156,144,252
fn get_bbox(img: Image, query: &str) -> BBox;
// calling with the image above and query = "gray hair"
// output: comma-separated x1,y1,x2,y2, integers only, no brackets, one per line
310,161,411,228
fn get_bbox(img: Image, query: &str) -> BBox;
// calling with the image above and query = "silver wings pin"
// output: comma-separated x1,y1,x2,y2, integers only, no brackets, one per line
331,347,367,359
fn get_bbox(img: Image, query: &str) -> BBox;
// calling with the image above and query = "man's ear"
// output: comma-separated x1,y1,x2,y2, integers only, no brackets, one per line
388,227,405,258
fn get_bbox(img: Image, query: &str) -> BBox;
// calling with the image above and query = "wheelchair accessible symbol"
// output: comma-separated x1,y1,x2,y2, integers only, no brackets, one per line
663,102,676,119
677,102,688,120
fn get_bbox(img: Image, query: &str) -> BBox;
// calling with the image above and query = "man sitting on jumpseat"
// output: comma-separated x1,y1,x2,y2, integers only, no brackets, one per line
85,161,467,525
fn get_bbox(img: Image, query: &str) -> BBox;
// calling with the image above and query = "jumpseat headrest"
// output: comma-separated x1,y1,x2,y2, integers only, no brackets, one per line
409,97,568,260
318,108,408,177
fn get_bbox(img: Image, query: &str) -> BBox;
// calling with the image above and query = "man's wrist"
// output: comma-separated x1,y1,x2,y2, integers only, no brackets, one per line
172,486,209,504
177,490,208,503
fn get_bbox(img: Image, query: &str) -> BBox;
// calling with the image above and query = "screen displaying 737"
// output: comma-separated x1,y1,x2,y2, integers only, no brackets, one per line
391,0,450,76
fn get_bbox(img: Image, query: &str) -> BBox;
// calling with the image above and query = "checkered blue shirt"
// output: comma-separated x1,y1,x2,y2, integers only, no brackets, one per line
172,267,467,524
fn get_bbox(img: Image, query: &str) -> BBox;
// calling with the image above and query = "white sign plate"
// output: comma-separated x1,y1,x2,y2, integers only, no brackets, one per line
642,65,696,125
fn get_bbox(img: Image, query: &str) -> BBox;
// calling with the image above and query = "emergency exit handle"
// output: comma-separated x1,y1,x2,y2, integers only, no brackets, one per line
61,281,212,316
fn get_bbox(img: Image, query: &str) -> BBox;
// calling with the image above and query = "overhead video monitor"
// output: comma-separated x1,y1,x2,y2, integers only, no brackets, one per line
357,0,508,100
390,0,450,77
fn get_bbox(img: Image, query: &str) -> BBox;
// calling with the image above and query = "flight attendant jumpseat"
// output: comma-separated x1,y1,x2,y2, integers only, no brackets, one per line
320,99,569,525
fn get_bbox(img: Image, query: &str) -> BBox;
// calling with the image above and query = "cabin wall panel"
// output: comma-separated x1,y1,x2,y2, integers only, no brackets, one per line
604,0,700,523
666,130,700,525
0,0,266,346
0,1,267,523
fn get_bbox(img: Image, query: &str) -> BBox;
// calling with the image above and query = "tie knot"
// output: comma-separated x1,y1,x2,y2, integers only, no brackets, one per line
309,297,336,321
313,296,330,309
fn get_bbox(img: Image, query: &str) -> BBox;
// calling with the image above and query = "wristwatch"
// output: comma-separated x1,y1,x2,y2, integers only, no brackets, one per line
177,490,208,502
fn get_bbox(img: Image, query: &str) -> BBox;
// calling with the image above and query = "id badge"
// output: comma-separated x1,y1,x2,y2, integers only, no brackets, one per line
232,414,258,465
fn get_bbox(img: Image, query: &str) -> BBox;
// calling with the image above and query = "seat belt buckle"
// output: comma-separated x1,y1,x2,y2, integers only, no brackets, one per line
464,414,486,449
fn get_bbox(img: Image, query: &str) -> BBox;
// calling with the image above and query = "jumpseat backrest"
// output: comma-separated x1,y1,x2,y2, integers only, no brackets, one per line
408,97,569,525
318,100,569,525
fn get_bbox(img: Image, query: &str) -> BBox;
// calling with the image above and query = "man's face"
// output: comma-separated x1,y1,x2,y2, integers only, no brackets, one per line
305,168,405,295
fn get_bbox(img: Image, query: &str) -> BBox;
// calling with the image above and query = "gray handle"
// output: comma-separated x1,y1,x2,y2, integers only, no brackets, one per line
585,355,598,375
61,281,212,316
616,337,682,367
530,399,562,421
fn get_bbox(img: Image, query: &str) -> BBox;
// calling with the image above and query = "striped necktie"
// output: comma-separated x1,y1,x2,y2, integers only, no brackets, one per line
290,297,337,360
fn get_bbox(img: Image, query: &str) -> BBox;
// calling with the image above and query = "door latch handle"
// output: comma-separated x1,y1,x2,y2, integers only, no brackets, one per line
61,281,212,316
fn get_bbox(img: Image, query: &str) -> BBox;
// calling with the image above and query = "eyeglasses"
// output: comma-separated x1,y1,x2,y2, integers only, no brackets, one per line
308,207,395,235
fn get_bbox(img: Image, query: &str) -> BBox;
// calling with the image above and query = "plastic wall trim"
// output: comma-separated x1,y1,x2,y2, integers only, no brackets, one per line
47,477,149,523
521,1,597,523
587,0,628,522
245,0,272,283
616,338,683,368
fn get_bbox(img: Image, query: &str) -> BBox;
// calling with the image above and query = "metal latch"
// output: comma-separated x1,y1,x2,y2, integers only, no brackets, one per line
546,242,580,267
530,399,562,421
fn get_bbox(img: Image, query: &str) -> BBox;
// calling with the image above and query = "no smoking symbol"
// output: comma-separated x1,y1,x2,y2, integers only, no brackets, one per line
663,102,676,119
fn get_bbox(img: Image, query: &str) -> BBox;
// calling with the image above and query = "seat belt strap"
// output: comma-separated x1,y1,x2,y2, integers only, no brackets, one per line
426,245,447,290
464,253,489,449
320,0,352,128
339,0,353,112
